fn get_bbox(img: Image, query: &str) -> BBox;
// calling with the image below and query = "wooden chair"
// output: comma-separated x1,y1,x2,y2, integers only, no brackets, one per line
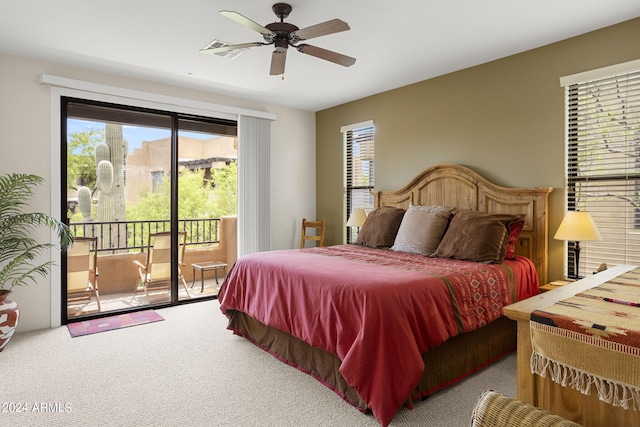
67,236,101,313
133,231,191,298
300,218,325,248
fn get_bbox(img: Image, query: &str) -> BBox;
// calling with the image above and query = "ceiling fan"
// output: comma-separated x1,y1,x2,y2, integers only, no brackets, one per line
200,3,356,76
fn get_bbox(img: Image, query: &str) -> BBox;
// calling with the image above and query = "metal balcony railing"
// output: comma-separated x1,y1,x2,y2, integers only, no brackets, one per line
69,218,220,253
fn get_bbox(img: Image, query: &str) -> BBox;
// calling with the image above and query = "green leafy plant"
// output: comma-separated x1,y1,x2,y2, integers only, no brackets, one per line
0,174,73,291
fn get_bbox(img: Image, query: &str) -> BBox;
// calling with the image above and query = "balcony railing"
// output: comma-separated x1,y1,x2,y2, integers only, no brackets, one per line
69,218,220,253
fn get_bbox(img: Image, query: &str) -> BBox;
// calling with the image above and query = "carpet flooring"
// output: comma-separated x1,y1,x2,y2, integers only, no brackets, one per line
2,300,517,426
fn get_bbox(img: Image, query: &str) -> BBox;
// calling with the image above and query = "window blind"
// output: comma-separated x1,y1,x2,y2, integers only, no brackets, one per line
345,123,375,243
238,115,271,255
564,68,640,277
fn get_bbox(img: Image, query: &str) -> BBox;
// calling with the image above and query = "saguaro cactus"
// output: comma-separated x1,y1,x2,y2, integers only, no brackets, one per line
77,186,93,222
78,124,127,251
96,159,114,222
77,185,94,237
105,124,127,223
100,124,127,252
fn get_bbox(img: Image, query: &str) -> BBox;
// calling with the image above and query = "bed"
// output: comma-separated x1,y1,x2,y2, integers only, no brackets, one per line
218,163,552,426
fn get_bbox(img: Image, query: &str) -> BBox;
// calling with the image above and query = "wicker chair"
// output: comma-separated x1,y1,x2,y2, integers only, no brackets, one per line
471,390,581,427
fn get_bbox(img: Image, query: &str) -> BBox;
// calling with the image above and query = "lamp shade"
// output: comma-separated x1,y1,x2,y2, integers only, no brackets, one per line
554,211,602,242
346,208,367,227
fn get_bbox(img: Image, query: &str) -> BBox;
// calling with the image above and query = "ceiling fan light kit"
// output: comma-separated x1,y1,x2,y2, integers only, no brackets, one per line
200,3,356,76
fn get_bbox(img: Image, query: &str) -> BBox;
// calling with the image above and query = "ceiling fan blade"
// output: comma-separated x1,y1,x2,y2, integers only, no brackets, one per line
297,44,356,67
291,19,350,41
199,42,265,54
270,47,287,75
220,10,275,37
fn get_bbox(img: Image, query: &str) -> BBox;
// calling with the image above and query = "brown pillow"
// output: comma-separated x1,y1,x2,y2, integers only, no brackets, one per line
434,210,526,263
390,205,456,256
355,206,406,249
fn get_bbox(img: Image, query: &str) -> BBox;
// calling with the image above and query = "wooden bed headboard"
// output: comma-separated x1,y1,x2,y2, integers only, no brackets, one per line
374,163,553,283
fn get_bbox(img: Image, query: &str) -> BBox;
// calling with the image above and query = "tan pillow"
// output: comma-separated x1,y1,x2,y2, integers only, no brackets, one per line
434,210,526,263
355,206,406,249
391,205,456,256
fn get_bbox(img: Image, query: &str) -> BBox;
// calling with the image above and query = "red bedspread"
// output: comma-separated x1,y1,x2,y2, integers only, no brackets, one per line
218,244,539,426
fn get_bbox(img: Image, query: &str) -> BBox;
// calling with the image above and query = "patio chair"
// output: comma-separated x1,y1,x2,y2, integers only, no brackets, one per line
133,231,191,298
67,236,101,312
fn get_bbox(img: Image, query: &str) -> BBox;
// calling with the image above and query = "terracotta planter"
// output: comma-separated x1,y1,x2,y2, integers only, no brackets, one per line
0,290,19,352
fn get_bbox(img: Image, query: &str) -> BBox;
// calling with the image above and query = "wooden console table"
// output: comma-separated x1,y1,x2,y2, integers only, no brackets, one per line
504,265,640,426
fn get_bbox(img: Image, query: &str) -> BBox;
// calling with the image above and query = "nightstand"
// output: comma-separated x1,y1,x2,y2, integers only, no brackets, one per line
539,279,572,292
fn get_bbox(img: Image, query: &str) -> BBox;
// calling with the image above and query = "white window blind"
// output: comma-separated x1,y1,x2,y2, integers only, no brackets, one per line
344,122,375,243
238,115,271,255
563,67,640,277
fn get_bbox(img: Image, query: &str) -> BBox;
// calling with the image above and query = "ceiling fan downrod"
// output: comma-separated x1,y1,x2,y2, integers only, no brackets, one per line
264,3,298,47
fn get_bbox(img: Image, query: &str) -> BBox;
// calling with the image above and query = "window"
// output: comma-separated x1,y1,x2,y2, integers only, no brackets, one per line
343,121,375,243
151,170,165,192
561,61,640,277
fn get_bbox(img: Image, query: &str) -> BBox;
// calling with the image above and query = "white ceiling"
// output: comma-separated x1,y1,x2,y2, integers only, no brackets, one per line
2,1,639,112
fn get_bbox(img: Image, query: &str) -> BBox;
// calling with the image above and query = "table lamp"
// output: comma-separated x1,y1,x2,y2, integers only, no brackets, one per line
346,208,367,232
554,211,602,280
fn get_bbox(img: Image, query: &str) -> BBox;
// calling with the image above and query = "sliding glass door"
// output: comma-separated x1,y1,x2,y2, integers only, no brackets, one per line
176,117,238,301
62,98,237,322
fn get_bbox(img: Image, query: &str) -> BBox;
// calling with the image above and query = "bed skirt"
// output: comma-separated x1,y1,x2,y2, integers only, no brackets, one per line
227,310,516,413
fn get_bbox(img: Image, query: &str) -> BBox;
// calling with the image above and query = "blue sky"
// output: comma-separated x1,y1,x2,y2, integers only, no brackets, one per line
67,119,211,153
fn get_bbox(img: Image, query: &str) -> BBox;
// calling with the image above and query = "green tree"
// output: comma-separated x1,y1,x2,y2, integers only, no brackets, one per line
67,128,104,190
126,168,220,221
126,164,237,220
178,168,217,219
126,167,236,247
210,162,238,217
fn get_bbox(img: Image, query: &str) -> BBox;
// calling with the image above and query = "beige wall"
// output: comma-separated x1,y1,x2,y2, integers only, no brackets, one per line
0,52,315,332
316,17,640,283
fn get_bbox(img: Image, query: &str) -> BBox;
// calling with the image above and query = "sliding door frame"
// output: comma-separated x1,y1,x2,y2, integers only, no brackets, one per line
44,75,276,328
60,97,239,322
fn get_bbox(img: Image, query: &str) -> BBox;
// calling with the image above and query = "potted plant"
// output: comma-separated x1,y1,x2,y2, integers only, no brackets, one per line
0,174,73,352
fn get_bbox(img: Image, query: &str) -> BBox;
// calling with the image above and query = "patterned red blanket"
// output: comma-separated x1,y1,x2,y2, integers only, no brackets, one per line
219,244,539,426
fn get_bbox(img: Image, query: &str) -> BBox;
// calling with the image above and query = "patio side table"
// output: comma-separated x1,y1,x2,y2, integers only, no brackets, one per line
191,261,227,292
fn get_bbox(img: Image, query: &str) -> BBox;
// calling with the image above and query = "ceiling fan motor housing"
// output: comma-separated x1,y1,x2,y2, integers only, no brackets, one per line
264,22,299,46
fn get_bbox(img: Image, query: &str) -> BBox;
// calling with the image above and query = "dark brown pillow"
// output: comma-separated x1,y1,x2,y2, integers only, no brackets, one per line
433,210,526,263
355,206,406,249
